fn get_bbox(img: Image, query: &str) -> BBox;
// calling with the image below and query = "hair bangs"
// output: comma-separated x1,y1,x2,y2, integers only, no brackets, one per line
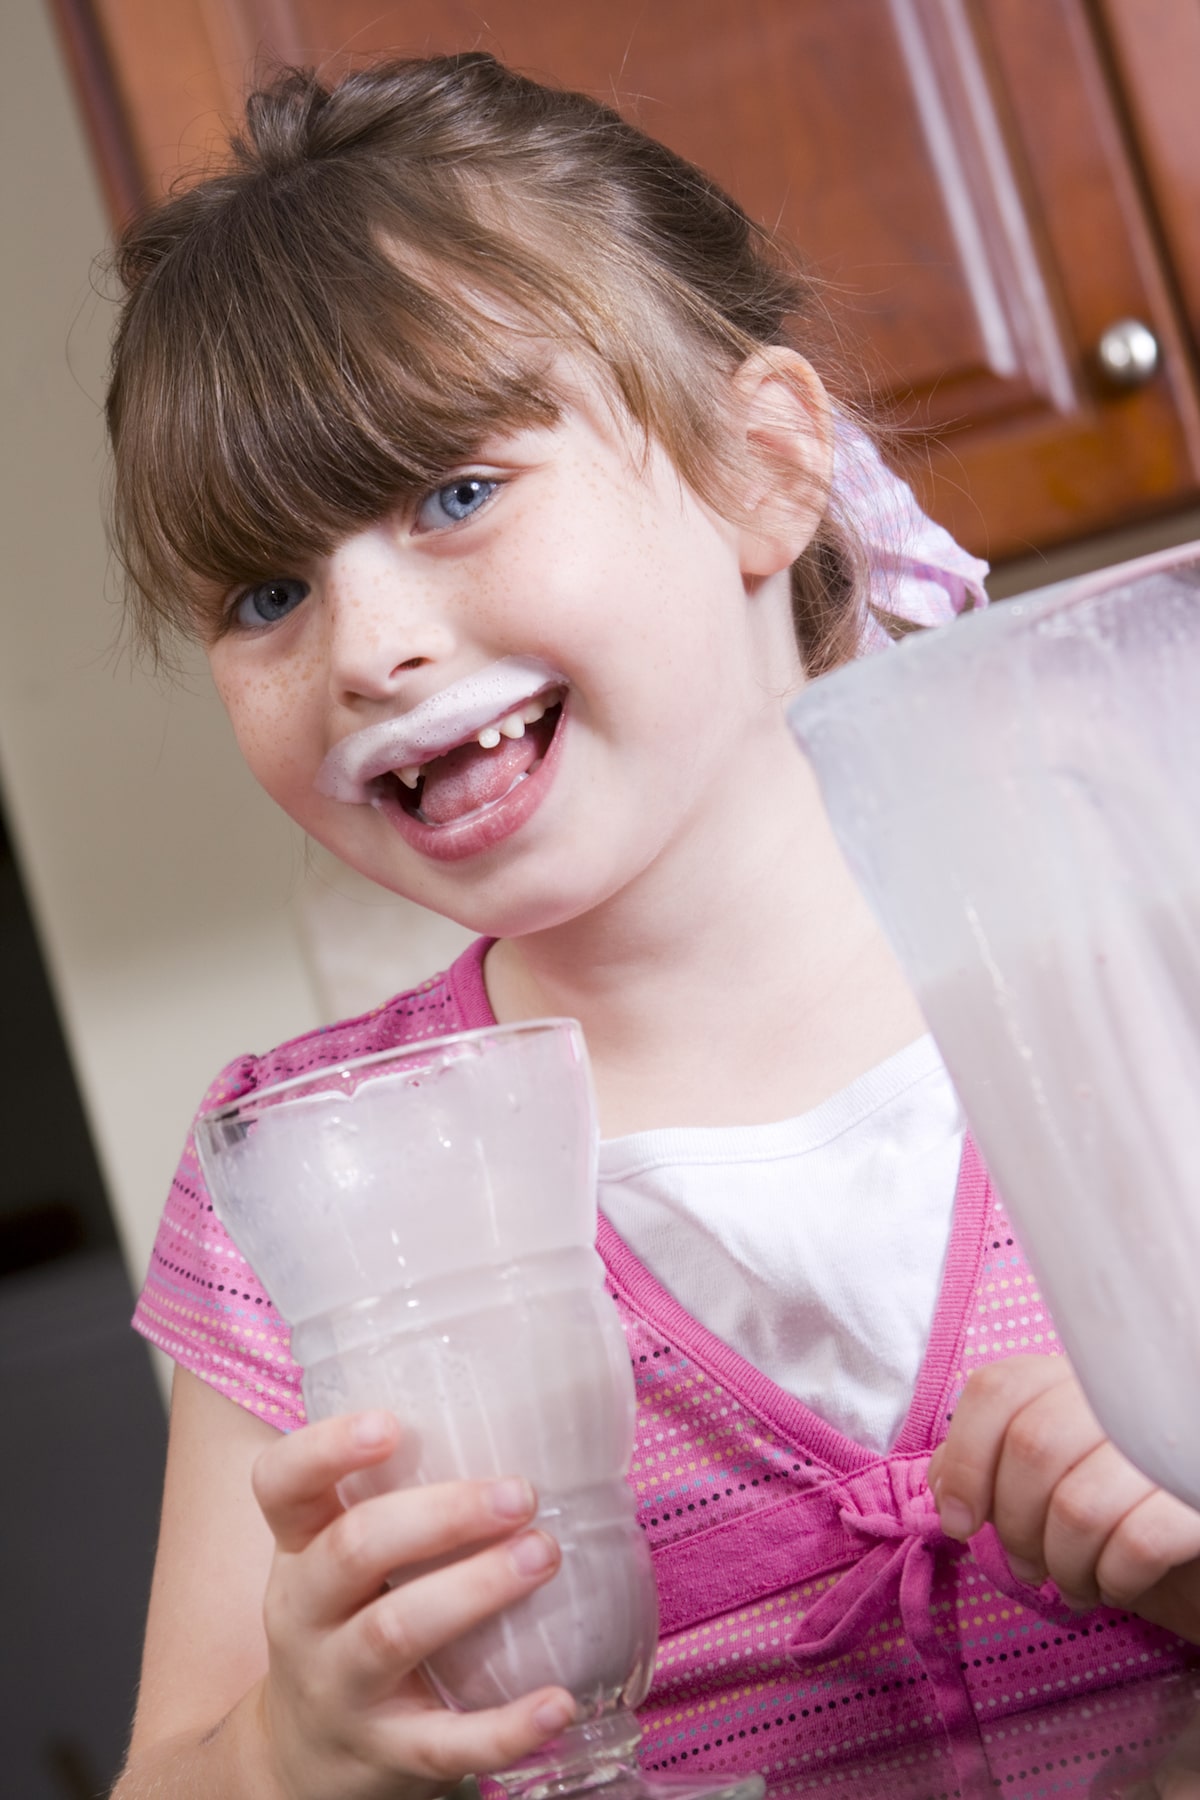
110,175,565,641
109,54,879,670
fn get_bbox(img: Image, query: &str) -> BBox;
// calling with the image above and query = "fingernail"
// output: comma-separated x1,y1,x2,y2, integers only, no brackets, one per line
938,1496,975,1541
510,1530,558,1578
489,1477,535,1521
352,1411,393,1448
533,1696,575,1737
1008,1556,1043,1586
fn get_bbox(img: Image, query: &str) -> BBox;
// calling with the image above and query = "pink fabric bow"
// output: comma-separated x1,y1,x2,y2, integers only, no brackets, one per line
788,1458,1071,1797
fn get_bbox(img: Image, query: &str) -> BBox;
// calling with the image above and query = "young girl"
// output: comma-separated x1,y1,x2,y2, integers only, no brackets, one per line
107,53,1200,1800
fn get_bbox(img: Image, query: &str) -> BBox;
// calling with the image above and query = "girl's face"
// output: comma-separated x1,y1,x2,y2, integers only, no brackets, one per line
205,373,808,938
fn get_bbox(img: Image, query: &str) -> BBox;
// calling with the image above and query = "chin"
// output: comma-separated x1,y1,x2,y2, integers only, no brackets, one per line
438,853,638,941
438,888,601,942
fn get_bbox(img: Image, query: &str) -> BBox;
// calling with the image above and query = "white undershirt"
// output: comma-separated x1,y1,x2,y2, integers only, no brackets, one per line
597,1036,965,1453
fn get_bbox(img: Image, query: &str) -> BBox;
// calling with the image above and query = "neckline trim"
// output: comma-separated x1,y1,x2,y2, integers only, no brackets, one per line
598,1140,991,1474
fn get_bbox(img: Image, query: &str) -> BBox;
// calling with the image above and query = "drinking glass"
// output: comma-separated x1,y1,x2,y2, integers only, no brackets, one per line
196,1019,764,1800
788,543,1200,1507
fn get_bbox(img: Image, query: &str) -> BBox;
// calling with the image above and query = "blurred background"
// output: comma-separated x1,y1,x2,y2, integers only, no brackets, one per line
2,1,1199,1792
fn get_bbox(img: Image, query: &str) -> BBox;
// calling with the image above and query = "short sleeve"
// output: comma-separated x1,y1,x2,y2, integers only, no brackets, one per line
131,1054,307,1433
129,945,495,1433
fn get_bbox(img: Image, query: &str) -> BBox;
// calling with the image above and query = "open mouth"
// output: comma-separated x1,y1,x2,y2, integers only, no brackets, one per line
376,688,565,829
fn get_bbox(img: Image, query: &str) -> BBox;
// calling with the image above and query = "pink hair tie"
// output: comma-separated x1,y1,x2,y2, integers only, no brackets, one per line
833,419,990,654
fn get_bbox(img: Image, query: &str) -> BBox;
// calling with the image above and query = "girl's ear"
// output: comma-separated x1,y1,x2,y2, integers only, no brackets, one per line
732,349,835,578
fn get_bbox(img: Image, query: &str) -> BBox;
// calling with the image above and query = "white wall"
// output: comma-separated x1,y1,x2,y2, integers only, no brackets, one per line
0,0,475,1307
0,0,324,1293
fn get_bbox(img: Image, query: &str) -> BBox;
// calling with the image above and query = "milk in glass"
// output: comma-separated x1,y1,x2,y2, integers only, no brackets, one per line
196,1023,657,1716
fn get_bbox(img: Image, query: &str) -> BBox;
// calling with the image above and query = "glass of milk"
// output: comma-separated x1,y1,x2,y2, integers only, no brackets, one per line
789,543,1200,1508
196,1020,763,1800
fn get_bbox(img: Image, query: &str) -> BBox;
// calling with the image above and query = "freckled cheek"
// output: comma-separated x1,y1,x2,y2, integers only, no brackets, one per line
209,665,322,789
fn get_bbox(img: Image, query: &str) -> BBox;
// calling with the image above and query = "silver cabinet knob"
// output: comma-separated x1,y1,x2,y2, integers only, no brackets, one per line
1096,319,1160,387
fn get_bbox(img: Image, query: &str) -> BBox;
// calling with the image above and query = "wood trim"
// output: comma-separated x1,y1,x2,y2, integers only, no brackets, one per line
898,0,1077,415
45,0,146,224
74,0,305,206
979,0,1200,465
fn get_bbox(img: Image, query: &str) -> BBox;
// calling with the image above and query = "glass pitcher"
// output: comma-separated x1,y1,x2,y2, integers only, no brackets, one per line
789,543,1200,1507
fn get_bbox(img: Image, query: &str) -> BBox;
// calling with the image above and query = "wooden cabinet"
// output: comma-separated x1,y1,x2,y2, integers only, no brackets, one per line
50,0,1200,564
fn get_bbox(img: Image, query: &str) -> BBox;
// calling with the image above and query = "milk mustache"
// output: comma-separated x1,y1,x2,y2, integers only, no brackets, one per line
196,1022,657,1715
790,546,1200,1508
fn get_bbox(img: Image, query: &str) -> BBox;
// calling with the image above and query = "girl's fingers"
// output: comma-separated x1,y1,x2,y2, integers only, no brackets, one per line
1093,1488,1200,1616
253,1411,402,1553
1039,1440,1157,1605
990,1376,1109,1582
296,1474,540,1625
337,1529,562,1703
933,1356,1077,1541
1156,1770,1200,1800
373,1686,577,1785
933,1354,1200,1619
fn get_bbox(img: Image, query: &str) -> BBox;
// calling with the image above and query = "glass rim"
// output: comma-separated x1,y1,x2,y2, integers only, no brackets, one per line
1002,537,1200,620
791,539,1200,746
197,1015,585,1130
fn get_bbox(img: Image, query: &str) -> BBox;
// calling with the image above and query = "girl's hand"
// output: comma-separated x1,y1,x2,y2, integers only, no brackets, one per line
927,1355,1200,1643
253,1410,576,1800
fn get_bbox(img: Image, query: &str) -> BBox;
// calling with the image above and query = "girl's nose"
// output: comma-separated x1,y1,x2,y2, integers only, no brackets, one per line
323,527,456,702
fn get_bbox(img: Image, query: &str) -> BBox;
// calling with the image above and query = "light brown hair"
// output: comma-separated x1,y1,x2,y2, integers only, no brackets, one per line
107,52,891,670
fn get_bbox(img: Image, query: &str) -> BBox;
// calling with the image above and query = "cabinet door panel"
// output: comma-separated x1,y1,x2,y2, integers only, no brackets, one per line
59,0,1200,558
282,0,1075,429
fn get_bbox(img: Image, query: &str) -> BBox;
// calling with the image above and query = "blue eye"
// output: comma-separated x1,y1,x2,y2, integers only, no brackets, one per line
233,577,309,628
417,477,498,531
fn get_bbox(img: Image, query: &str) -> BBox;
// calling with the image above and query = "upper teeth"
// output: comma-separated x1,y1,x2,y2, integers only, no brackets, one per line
393,689,560,787
476,692,556,750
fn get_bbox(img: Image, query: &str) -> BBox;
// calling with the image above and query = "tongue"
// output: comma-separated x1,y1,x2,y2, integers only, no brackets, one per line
417,735,539,825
